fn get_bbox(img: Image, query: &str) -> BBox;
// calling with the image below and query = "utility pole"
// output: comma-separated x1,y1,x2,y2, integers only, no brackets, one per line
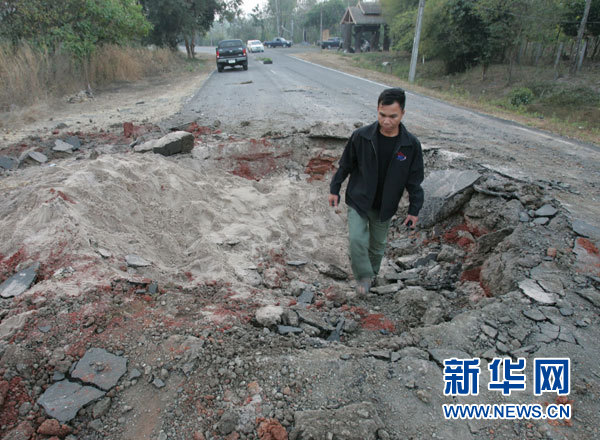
571,0,591,74
276,0,281,36
408,0,425,83
320,5,323,47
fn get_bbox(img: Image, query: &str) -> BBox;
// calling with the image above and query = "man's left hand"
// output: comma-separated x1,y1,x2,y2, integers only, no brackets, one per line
404,215,418,228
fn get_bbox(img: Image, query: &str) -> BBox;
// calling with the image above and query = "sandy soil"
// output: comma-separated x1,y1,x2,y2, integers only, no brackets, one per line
0,61,213,147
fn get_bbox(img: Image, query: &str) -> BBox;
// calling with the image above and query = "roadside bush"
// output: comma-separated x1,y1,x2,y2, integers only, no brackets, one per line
509,87,534,107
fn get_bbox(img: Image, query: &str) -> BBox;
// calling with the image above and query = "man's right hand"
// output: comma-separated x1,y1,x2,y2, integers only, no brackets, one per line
328,194,339,207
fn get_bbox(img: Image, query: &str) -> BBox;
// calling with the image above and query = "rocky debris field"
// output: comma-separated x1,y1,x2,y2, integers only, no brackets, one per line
0,119,599,440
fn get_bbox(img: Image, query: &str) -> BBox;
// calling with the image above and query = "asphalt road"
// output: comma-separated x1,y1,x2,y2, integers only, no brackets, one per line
167,46,600,229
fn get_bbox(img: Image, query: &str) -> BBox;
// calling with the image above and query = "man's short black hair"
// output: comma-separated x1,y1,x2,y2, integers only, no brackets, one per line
378,88,406,110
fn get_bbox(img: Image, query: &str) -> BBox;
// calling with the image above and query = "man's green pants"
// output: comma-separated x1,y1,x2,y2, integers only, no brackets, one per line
347,207,392,281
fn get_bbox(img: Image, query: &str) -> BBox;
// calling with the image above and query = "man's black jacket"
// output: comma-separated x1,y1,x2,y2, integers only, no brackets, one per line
329,121,424,222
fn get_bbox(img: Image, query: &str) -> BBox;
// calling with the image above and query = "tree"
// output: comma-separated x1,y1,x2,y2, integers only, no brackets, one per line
303,0,345,36
426,0,490,74
141,0,242,57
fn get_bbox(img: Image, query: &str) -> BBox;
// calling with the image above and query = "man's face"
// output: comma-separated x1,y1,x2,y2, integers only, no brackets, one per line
377,102,405,136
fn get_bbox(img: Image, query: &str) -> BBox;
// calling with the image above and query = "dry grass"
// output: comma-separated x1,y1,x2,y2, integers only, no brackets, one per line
0,43,188,111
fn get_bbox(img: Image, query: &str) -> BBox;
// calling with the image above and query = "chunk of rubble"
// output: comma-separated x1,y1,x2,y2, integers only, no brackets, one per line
575,288,600,308
307,121,353,139
53,139,73,153
25,151,48,164
37,380,105,423
125,254,151,267
297,288,314,304
522,308,546,322
571,219,600,241
0,311,36,340
572,237,600,278
370,283,402,295
70,348,128,391
428,348,472,367
0,262,40,298
418,170,481,228
134,131,194,156
534,204,557,217
277,325,303,335
518,279,557,305
316,263,348,280
0,156,17,170
255,305,284,327
290,402,383,440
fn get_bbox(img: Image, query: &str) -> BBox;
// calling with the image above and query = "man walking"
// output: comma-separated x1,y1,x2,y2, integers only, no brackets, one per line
328,88,424,294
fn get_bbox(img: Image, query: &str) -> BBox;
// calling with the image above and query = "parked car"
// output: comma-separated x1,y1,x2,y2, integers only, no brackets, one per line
247,39,265,53
216,39,248,72
321,37,343,49
263,37,292,48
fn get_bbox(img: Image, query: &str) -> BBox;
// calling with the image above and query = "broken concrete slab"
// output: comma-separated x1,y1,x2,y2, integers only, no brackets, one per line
534,204,557,217
518,279,557,305
290,402,383,440
418,170,481,228
307,122,353,140
53,139,73,153
297,289,314,304
70,348,127,391
0,156,17,170
572,219,600,241
125,254,151,267
24,151,48,164
316,263,348,280
572,237,600,278
370,283,402,295
64,136,82,150
297,310,335,332
277,325,303,335
0,262,40,298
428,348,472,367
0,311,36,341
522,308,546,322
134,131,194,156
37,380,105,423
575,288,600,308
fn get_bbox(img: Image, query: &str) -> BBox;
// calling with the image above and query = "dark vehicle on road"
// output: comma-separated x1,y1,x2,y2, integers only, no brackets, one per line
321,37,343,49
263,37,292,48
216,39,248,72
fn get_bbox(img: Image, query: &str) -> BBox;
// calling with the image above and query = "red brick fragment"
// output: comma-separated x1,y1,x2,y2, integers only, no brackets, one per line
0,379,9,407
37,418,72,437
257,418,288,440
547,247,557,258
4,421,34,439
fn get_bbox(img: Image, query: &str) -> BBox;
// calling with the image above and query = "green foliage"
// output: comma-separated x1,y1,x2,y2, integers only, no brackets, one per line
303,0,345,33
381,0,419,18
0,0,151,59
422,0,490,73
141,0,242,49
509,87,534,107
390,9,417,52
561,0,600,37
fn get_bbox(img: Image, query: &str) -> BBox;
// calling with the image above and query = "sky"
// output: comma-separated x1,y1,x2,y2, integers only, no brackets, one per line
241,0,266,15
